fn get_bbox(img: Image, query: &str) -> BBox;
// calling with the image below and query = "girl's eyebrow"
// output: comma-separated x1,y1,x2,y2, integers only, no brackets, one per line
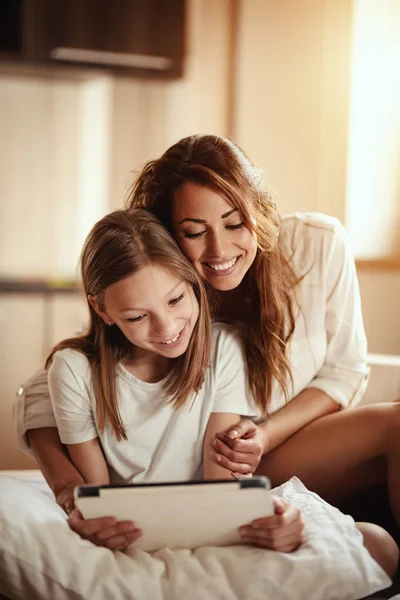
119,281,184,313
178,208,238,225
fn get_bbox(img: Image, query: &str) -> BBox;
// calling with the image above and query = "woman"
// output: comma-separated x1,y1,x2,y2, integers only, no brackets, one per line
15,136,399,545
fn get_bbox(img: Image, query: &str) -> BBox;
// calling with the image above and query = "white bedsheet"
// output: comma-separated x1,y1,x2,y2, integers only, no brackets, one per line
0,474,391,600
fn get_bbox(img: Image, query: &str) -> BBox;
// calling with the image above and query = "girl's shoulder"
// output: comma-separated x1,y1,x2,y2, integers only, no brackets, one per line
49,348,91,379
210,321,245,361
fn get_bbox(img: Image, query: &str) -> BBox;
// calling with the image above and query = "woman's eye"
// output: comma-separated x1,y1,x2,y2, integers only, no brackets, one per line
226,222,244,230
184,231,206,239
127,314,145,323
169,293,184,306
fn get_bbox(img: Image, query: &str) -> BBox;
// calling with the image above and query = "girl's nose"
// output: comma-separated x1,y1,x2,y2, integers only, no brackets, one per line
152,315,176,341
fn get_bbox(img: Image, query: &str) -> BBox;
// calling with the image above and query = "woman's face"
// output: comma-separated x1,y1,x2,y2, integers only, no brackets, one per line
92,263,199,361
171,182,257,291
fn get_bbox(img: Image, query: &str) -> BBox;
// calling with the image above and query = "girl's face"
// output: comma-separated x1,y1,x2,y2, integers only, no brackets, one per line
93,264,199,361
171,182,257,292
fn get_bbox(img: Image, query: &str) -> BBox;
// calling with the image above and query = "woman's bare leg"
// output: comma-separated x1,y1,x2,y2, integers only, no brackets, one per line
257,402,400,526
356,522,399,578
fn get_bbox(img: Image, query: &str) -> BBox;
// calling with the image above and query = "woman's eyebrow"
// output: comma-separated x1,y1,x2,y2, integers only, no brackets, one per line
178,217,206,225
221,208,238,219
178,208,238,225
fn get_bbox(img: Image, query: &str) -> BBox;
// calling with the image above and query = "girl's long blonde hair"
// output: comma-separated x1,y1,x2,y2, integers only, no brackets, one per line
46,208,211,440
127,135,299,416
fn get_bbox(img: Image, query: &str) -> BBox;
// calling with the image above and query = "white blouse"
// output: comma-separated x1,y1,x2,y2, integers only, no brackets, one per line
14,212,369,453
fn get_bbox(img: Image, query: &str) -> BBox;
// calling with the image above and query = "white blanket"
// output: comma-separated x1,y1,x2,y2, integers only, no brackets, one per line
0,474,391,600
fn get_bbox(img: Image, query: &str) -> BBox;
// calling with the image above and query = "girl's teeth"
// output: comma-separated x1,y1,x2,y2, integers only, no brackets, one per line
208,257,237,271
162,332,180,345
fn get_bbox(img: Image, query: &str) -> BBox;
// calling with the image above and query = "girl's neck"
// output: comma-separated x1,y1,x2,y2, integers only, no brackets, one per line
122,351,171,383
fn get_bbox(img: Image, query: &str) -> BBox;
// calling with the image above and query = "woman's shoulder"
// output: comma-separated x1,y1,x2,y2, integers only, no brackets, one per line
281,211,343,240
280,212,348,271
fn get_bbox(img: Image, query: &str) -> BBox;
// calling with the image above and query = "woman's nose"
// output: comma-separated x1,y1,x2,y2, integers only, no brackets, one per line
207,230,226,258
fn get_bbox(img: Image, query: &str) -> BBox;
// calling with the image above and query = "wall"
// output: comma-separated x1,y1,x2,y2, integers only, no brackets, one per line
233,0,353,221
0,0,233,469
0,0,399,470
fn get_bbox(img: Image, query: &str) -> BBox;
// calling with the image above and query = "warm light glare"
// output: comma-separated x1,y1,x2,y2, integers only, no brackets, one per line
346,0,400,258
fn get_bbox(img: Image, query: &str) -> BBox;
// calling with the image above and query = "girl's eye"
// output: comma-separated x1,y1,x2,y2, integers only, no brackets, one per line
184,231,206,239
169,293,184,306
226,222,244,230
127,314,145,323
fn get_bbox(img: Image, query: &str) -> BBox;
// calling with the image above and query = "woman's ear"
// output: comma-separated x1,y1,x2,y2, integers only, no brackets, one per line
88,295,114,326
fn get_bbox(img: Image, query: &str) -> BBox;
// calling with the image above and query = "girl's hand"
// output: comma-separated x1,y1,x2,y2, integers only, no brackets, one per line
239,497,304,553
68,508,142,551
213,420,267,476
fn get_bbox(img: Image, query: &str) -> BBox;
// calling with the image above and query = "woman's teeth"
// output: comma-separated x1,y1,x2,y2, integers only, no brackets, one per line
207,257,237,271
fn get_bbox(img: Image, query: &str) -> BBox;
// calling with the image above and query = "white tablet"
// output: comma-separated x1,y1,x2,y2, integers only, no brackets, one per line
75,476,274,552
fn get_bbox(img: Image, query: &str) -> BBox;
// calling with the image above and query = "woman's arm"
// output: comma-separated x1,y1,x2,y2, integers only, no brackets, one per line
213,220,369,473
203,413,243,479
14,367,83,512
27,427,84,514
66,438,110,485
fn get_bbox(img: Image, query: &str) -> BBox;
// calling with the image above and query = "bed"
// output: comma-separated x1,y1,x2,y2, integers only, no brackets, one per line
0,469,397,600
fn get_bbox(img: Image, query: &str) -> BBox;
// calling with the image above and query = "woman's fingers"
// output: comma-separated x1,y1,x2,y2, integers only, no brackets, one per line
214,453,253,474
213,438,255,464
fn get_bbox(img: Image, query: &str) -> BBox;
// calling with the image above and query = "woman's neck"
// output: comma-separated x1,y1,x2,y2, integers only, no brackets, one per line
212,284,249,323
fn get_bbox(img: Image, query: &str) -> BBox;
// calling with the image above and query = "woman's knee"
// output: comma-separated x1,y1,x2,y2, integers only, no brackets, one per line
356,522,399,578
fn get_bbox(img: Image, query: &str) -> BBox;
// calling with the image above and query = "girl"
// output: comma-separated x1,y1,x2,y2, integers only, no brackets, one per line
40,207,303,553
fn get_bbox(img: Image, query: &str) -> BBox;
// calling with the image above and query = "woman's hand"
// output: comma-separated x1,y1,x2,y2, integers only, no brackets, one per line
213,420,268,477
239,496,304,553
68,508,142,552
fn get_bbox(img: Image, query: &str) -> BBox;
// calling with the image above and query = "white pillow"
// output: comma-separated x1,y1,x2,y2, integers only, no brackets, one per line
0,475,391,600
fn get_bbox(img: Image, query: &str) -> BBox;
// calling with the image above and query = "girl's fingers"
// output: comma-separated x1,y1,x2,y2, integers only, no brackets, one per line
252,505,302,529
101,528,142,550
240,530,304,552
69,514,117,536
239,521,301,541
96,520,138,542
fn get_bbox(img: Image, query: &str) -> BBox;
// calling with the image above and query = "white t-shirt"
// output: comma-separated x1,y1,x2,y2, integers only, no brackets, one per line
46,323,256,484
14,212,369,453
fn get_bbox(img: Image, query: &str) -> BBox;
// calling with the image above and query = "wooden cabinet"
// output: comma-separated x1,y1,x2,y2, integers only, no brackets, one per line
1,0,185,78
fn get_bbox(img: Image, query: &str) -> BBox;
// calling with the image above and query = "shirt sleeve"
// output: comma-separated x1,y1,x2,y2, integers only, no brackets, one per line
307,220,369,408
212,325,259,416
48,351,98,444
13,368,57,456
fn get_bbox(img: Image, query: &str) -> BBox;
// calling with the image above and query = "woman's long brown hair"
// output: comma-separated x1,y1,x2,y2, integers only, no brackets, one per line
127,135,299,417
46,208,211,440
